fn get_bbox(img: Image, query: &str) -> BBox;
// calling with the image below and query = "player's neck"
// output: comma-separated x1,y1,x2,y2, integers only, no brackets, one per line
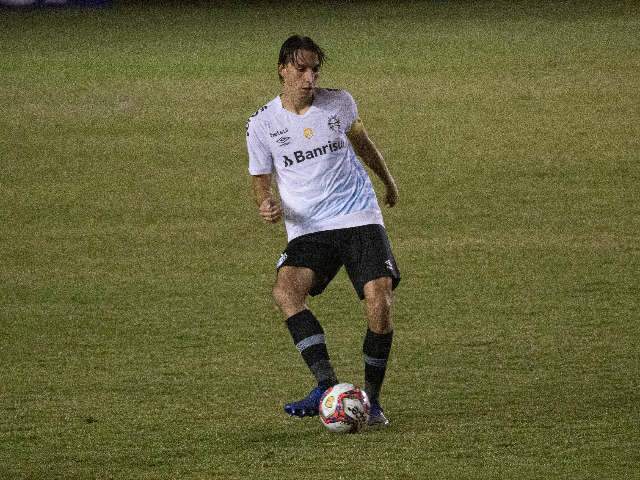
280,90,314,115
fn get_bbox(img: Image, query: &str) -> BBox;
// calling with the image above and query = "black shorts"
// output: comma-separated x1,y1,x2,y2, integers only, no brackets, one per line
276,224,401,300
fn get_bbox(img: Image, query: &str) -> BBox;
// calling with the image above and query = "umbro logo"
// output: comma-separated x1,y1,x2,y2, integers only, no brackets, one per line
385,259,394,272
276,136,291,147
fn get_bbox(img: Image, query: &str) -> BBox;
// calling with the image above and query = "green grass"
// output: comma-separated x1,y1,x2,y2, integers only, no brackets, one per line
1,1,639,478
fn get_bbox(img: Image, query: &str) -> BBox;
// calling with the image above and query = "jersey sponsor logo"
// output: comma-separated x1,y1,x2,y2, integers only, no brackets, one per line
282,139,346,168
328,115,341,132
270,128,289,138
276,136,291,147
303,128,314,139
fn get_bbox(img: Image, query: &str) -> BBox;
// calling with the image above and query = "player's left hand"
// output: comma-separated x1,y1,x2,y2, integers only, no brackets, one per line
384,179,399,207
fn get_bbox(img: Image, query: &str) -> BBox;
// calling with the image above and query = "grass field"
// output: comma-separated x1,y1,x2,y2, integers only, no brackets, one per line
1,1,639,478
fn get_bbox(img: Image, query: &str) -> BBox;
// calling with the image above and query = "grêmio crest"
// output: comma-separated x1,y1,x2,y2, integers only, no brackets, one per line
328,115,341,132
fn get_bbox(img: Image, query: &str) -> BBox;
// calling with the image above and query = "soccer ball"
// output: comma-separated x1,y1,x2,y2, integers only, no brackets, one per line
319,383,370,433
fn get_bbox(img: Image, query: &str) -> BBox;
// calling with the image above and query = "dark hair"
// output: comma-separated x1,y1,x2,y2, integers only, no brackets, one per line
278,35,326,81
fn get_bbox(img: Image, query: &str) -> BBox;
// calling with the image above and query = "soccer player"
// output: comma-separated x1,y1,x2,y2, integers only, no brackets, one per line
246,35,400,428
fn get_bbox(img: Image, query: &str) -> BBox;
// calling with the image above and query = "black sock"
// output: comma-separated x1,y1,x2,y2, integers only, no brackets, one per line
286,309,338,390
363,329,393,403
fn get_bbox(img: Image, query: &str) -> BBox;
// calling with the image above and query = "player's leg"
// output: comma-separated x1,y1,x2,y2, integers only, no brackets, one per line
340,224,400,427
362,277,394,427
273,237,341,417
363,276,394,335
273,265,339,394
272,265,315,319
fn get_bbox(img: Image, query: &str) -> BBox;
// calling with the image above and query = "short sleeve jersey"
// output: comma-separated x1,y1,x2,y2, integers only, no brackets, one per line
246,88,383,241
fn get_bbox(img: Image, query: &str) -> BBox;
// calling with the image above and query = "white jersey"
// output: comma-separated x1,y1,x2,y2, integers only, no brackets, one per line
246,88,383,241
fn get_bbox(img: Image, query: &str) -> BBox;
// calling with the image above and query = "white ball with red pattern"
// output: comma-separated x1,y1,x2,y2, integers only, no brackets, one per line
319,383,370,433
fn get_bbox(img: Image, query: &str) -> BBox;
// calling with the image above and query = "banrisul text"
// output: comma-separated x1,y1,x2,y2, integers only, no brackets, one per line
283,139,346,167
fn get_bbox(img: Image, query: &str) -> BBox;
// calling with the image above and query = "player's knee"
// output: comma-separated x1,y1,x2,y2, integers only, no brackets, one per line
364,277,393,307
368,291,392,317
272,283,288,309
364,278,393,333
272,281,304,313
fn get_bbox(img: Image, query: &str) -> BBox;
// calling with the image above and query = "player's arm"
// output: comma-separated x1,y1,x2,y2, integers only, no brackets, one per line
346,117,398,207
252,174,282,223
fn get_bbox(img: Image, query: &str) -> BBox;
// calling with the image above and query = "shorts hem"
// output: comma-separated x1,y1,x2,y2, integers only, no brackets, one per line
355,273,401,300
276,261,328,297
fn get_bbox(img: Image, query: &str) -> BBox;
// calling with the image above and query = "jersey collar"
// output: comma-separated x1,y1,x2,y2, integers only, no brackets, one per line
277,92,317,118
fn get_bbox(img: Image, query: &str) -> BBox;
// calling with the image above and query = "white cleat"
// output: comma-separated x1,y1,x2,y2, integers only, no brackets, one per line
367,403,390,428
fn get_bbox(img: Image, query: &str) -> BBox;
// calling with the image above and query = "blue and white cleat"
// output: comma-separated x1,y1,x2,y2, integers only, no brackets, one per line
367,402,390,428
284,386,325,418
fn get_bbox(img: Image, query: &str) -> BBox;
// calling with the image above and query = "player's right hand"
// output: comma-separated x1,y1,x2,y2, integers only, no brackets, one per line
259,198,282,223
384,179,399,207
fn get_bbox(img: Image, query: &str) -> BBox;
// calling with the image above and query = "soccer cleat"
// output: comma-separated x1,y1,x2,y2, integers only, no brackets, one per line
284,386,325,418
367,401,390,428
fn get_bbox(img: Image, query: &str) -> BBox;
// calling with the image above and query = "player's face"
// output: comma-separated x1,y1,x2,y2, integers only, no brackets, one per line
279,49,320,100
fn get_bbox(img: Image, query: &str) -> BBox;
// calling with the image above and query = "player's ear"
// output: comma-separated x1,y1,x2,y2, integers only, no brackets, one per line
278,63,286,83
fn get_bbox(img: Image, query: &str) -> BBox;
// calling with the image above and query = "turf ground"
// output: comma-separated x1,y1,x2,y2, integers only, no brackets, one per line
1,1,639,479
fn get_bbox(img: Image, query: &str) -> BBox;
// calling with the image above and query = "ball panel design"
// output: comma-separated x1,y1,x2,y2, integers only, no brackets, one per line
319,383,370,434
